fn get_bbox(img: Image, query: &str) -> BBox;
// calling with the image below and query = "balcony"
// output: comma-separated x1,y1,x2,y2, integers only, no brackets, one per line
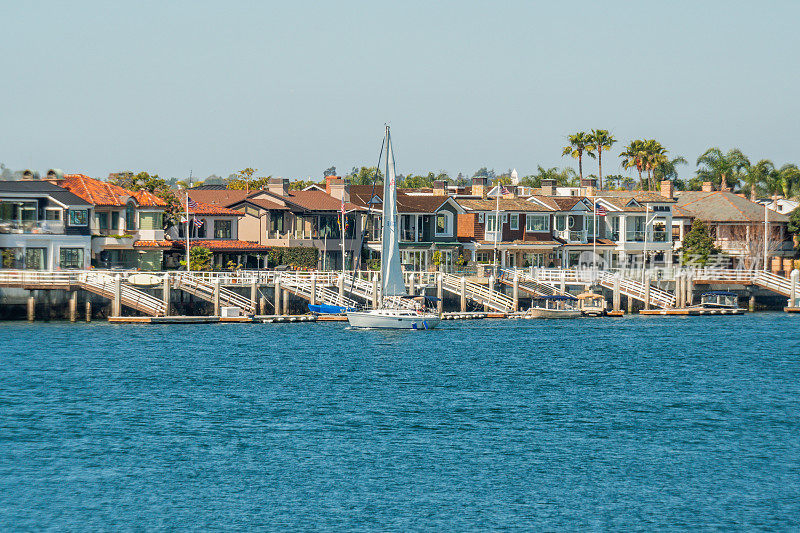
0,220,64,234
652,230,668,242
626,231,646,242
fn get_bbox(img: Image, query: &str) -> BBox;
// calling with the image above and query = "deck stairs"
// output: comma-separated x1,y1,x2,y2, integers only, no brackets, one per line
175,274,256,313
278,273,359,308
440,273,514,312
498,269,567,297
692,268,792,297
343,274,419,310
78,272,167,316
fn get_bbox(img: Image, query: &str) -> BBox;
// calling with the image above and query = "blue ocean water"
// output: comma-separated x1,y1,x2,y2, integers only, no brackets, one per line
1,315,799,530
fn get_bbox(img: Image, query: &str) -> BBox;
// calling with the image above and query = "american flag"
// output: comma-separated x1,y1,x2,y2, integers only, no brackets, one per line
187,197,197,209
193,217,203,228
595,204,607,216
501,186,511,196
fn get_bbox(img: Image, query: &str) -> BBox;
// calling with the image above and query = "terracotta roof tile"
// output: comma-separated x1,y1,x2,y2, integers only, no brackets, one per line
173,239,270,251
180,193,244,215
61,174,167,207
133,240,173,248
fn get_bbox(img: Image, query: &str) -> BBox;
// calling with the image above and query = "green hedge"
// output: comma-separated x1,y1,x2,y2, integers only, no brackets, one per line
268,247,319,268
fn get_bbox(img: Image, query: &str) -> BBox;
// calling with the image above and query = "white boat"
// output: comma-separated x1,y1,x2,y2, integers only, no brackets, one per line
347,126,440,330
522,295,581,319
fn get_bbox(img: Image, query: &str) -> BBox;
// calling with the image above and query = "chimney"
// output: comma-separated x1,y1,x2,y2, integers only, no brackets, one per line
22,169,41,181
472,177,487,199
541,179,556,196
327,177,350,203
502,185,517,199
433,180,446,196
269,177,290,197
702,181,714,192
660,179,674,199
580,178,597,197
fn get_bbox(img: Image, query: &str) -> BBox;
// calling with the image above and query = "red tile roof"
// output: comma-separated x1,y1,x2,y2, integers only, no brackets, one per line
173,239,269,251
61,174,167,207
179,193,244,216
133,240,173,248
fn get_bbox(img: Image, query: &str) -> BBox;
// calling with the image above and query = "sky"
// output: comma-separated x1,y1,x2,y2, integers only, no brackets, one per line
1,0,799,182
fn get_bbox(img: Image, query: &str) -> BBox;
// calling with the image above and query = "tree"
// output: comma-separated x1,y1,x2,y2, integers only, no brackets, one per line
346,166,383,186
777,164,800,200
519,166,577,188
323,166,337,177
695,147,750,191
562,131,596,181
180,246,212,271
226,168,263,191
620,140,647,189
742,159,775,200
289,179,319,190
472,167,497,180
788,208,800,249
680,219,721,266
402,173,435,189
588,129,616,190
653,155,688,183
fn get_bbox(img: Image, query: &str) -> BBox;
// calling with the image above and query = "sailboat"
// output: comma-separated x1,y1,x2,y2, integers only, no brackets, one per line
347,126,441,330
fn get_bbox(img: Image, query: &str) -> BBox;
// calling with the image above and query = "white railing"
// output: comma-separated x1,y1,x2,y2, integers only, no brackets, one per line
441,273,513,312
79,272,166,316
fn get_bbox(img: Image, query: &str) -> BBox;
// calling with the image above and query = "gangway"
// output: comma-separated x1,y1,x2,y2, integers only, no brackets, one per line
78,272,167,316
175,274,256,314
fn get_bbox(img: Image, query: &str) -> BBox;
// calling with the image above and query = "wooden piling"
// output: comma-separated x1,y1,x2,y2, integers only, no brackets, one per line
686,273,694,306
790,269,799,307
85,300,92,322
512,272,519,312
644,274,651,311
436,273,443,314
282,288,290,315
627,295,633,314
112,274,122,317
338,274,345,301
372,276,379,309
613,274,621,312
69,291,77,322
27,294,35,322
213,279,221,316
409,273,415,296
309,275,317,306
162,276,171,316
749,295,756,312
250,280,258,310
460,276,467,312
274,279,282,314
259,296,267,315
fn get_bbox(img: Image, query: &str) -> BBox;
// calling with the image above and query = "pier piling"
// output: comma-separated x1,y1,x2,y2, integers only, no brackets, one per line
437,273,443,314
644,274,651,311
409,273,415,296
213,279,221,316
163,276,171,316
613,274,621,312
372,276,378,309
309,275,317,306
749,295,756,312
790,269,798,307
85,300,92,322
512,272,519,312
250,280,258,310
338,274,345,302
282,288,290,315
112,274,122,317
274,279,282,314
686,273,694,306
69,291,77,322
460,276,467,312
259,296,267,315
27,294,35,322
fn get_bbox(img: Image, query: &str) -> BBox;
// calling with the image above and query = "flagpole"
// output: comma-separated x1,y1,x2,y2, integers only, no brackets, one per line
593,195,597,270
493,183,499,276
185,193,190,273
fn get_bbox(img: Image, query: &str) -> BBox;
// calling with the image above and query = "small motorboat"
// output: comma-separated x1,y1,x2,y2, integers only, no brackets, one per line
522,295,581,319
308,303,357,315
696,291,740,310
577,291,607,317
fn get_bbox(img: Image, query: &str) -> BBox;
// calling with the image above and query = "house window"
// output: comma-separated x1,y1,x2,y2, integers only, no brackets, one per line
214,219,232,239
139,212,162,230
476,251,492,264
45,209,61,221
111,211,120,230
568,215,576,229
556,215,566,231
435,212,452,236
526,214,549,232
68,209,88,226
478,213,485,224
125,204,136,230
25,248,46,270
485,214,500,232
587,216,595,237
95,212,109,230
59,248,84,269
509,214,519,230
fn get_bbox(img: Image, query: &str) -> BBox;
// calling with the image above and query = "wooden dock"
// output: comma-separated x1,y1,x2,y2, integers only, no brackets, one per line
785,307,800,314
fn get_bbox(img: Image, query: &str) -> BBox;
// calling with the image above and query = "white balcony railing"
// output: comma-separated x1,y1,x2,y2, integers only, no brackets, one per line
0,220,65,234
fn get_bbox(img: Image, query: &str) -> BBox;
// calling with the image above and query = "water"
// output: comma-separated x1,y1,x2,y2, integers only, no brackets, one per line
1,315,799,530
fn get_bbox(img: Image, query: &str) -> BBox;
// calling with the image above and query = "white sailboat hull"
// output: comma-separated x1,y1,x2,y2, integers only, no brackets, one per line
347,310,441,329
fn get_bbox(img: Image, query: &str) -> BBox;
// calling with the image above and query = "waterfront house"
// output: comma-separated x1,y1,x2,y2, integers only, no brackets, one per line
350,181,465,272
168,193,269,269
0,177,92,270
56,172,168,270
672,182,792,268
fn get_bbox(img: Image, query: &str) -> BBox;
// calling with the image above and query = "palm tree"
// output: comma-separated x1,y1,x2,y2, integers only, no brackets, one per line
742,159,775,201
520,166,578,188
695,147,750,191
620,140,647,189
653,155,688,182
777,164,800,199
643,139,668,190
588,129,616,190
562,132,596,181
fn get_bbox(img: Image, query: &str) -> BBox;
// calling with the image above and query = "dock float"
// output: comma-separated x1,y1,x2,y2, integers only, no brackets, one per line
607,310,625,317
108,316,222,324
441,312,487,320
255,315,317,323
785,307,800,314
639,308,744,316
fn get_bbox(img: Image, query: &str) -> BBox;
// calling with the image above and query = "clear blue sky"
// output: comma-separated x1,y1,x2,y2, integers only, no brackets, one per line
2,1,798,182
